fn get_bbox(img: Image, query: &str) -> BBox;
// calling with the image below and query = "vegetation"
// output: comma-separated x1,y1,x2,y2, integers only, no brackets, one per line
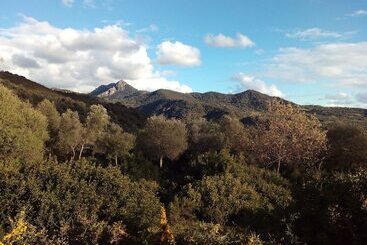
1,74,367,244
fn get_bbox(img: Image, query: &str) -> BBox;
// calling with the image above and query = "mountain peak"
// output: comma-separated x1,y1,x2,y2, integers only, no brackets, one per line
90,80,139,99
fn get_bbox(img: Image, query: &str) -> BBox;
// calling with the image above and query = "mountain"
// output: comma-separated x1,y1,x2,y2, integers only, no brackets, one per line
91,82,290,119
90,80,147,100
0,71,146,132
91,81,367,128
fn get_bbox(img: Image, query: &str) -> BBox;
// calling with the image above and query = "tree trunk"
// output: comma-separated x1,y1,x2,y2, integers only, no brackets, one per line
78,144,84,160
115,155,118,166
159,156,163,168
71,147,76,161
277,159,281,173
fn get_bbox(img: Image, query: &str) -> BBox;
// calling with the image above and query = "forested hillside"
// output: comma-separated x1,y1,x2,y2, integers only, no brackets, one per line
0,73,367,244
91,80,367,128
0,72,146,132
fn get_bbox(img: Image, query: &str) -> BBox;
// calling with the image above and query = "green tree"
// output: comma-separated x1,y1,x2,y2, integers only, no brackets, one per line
79,104,110,159
57,109,83,160
37,99,61,136
37,99,61,154
101,123,135,165
219,116,250,155
0,84,48,163
187,119,225,162
138,116,188,168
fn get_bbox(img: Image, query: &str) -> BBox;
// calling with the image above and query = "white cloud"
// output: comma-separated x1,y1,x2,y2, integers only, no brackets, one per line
286,28,342,40
204,33,255,48
0,16,192,93
156,41,201,67
62,0,74,7
266,42,367,87
232,73,283,97
347,9,367,17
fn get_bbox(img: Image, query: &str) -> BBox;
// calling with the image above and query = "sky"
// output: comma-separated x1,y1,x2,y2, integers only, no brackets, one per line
0,0,367,108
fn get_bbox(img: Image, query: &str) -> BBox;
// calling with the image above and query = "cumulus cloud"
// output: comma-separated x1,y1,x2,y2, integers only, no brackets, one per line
156,41,201,67
204,33,255,48
232,73,283,97
62,0,74,7
347,9,367,17
266,42,367,87
0,16,192,93
286,28,342,40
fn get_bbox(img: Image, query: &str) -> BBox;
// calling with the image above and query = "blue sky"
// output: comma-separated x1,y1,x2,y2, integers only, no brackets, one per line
0,0,367,107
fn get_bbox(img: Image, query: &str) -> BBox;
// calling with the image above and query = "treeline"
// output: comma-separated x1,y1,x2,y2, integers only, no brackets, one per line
1,83,367,244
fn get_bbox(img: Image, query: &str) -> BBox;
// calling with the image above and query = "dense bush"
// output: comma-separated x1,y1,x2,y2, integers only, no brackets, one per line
294,169,367,245
0,159,162,244
169,158,293,244
0,84,48,164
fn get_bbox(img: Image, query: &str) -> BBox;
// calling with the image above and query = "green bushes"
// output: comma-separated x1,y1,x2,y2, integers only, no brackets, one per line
0,84,48,164
169,156,293,244
0,159,162,244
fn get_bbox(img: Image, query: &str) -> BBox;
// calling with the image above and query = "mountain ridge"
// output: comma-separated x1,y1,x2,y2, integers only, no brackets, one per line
91,80,367,127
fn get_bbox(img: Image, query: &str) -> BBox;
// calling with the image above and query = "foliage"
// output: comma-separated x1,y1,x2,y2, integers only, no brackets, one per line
0,84,48,164
0,159,162,244
100,123,136,165
169,160,293,243
250,101,327,172
326,123,367,170
138,116,188,168
57,109,84,160
294,169,367,245
1,71,367,244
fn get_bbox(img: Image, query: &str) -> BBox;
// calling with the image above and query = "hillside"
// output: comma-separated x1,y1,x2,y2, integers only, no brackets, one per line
0,71,146,132
91,81,284,120
91,80,367,128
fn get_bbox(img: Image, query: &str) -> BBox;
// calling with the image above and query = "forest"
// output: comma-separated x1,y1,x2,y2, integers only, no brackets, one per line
0,81,367,245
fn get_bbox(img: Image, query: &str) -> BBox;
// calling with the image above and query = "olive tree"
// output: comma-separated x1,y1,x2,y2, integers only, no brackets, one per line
57,109,83,160
219,115,250,155
101,123,136,165
79,104,110,159
138,116,188,168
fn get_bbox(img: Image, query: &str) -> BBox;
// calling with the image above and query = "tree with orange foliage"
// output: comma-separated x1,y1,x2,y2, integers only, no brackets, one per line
251,101,327,172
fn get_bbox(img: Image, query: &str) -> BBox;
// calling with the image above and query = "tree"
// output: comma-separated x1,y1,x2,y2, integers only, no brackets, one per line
326,123,367,170
187,119,225,161
138,116,188,168
101,123,135,165
79,105,110,159
57,109,83,160
37,100,61,154
37,99,61,136
250,101,327,172
0,84,48,163
219,115,250,155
